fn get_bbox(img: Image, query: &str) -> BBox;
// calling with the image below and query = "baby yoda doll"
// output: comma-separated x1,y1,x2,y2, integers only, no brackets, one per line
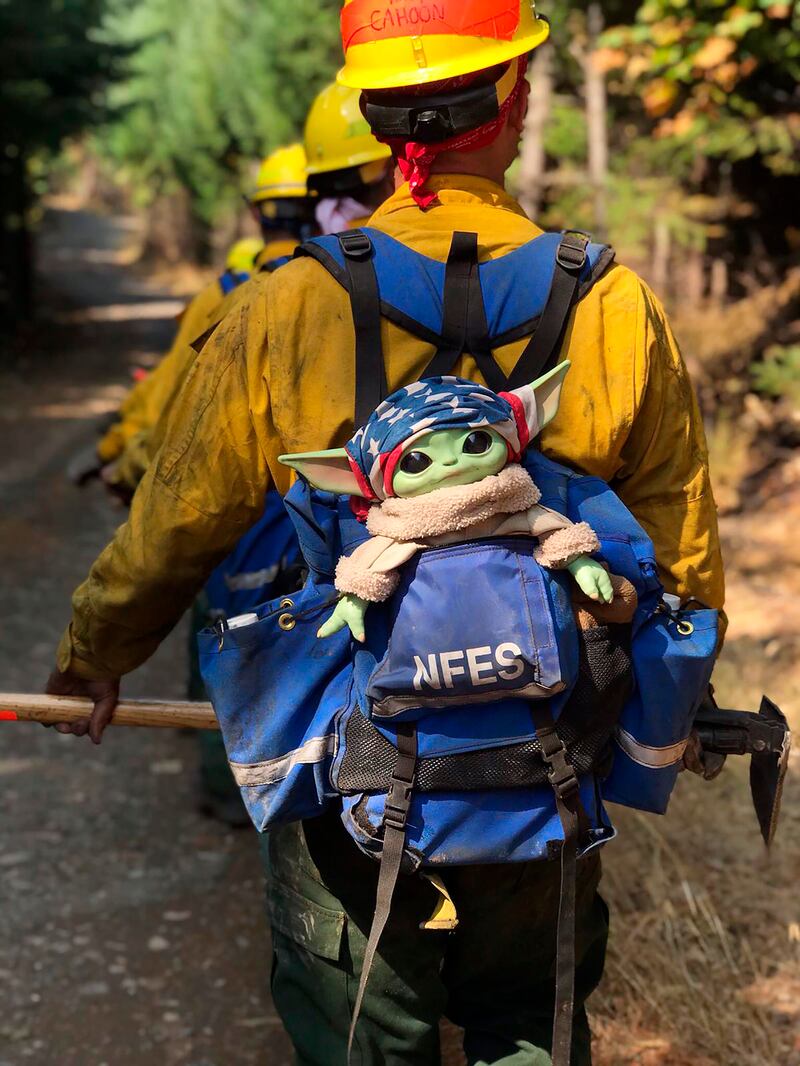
280,363,614,643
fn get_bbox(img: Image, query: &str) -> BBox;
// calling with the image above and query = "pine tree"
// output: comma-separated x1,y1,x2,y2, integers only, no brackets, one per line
96,0,341,255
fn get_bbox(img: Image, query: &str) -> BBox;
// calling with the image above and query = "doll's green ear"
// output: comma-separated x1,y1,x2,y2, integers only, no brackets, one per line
507,360,571,438
532,361,571,429
279,449,365,496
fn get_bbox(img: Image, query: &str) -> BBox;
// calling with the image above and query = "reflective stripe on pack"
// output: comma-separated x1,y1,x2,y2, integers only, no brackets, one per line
224,562,283,593
615,726,689,768
230,735,337,787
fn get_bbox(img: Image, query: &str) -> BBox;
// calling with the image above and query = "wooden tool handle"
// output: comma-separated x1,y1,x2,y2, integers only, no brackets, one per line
0,693,219,731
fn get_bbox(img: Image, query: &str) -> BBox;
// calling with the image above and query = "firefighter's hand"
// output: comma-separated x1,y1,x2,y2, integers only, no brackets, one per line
567,557,614,604
317,595,368,643
100,462,134,506
681,730,726,780
44,669,120,745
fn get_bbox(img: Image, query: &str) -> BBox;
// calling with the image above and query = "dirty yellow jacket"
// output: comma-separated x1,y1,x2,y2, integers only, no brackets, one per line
96,238,299,465
115,225,374,492
59,177,725,679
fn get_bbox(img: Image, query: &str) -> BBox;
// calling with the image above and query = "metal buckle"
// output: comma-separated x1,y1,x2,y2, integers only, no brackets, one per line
339,232,373,261
556,231,589,272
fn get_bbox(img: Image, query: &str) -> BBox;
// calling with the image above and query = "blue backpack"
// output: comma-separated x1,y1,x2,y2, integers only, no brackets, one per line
217,267,250,296
198,228,718,1063
203,490,303,619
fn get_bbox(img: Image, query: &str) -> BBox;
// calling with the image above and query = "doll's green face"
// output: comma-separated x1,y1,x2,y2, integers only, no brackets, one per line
391,427,508,498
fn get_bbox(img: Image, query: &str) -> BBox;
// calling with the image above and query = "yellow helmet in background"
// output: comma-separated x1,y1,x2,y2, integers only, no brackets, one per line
250,143,310,203
304,82,392,182
225,237,265,274
337,0,550,90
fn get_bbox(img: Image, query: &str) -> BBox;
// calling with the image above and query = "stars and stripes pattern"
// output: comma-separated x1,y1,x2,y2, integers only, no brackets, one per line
345,376,533,501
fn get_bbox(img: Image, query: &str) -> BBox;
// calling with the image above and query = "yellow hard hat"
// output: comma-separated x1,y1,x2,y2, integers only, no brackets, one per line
251,143,309,203
337,0,550,90
304,82,392,177
225,238,265,274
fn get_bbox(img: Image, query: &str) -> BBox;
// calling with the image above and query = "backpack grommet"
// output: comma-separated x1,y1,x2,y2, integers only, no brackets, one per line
280,598,295,610
279,612,296,632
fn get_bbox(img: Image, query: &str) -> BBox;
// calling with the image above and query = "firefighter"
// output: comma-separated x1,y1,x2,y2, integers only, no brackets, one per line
48,2,724,1061
96,143,318,474
102,85,395,494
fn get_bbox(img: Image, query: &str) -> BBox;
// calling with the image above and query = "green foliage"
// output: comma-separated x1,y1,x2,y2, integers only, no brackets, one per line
95,0,342,225
543,103,588,162
0,0,115,153
752,346,800,407
601,0,800,175
0,0,116,336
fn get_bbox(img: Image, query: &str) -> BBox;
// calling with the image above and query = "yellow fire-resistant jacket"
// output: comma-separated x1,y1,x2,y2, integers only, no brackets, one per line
96,238,300,466
59,176,725,679
108,227,374,493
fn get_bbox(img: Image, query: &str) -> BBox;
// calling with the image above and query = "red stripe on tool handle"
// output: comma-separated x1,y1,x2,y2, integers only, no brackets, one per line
342,0,520,51
0,710,19,721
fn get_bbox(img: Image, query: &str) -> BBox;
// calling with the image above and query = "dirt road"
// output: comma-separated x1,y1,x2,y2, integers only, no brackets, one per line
0,204,292,1066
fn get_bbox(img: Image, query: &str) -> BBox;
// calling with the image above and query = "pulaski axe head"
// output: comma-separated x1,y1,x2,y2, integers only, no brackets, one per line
749,697,791,848
694,695,791,848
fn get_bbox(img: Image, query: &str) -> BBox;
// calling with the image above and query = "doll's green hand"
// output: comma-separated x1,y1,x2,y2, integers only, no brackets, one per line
317,594,369,642
567,556,614,604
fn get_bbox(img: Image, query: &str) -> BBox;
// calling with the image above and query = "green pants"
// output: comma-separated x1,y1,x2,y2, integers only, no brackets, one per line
261,812,609,1065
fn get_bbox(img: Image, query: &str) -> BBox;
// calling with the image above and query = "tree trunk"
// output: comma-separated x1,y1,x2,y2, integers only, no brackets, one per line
0,147,33,359
652,217,671,298
684,248,706,307
141,187,210,266
518,44,553,223
710,257,728,303
584,3,609,238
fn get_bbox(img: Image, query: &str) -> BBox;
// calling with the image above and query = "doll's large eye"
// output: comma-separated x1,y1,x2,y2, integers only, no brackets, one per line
399,451,432,475
463,431,493,455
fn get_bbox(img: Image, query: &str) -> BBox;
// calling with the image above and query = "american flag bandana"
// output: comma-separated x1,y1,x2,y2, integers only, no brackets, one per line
345,376,535,501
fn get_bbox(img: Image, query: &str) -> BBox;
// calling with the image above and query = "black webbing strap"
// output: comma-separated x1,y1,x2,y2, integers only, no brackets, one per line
347,724,418,1064
530,704,585,1066
466,262,508,393
507,232,591,390
423,231,508,391
338,230,388,429
422,231,477,379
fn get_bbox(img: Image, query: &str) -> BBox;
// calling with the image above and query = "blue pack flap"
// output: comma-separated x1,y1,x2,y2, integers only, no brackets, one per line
218,269,250,296
283,479,370,579
304,228,612,343
342,780,614,866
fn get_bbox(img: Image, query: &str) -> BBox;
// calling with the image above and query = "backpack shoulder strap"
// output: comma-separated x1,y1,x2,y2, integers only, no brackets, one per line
259,255,292,274
218,269,249,296
507,231,590,388
297,230,387,428
339,231,388,428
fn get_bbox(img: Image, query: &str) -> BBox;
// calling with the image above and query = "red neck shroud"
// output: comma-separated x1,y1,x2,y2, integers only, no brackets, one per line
378,58,527,208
